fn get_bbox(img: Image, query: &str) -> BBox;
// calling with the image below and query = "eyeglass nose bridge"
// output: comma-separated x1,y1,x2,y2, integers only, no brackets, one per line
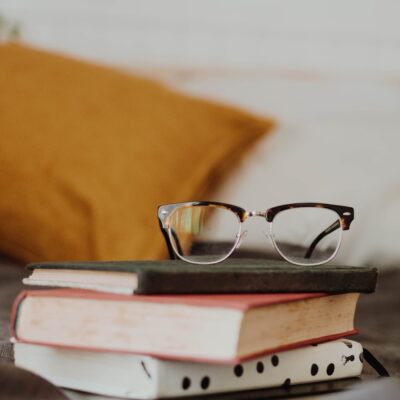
247,210,267,218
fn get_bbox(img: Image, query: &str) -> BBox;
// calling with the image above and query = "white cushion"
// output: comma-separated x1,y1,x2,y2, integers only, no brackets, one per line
173,76,400,267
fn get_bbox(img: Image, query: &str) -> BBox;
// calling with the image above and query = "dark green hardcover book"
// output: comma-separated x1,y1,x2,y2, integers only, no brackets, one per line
25,259,378,294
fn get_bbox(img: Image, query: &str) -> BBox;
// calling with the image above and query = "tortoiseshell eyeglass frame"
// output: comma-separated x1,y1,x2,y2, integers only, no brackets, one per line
158,201,354,266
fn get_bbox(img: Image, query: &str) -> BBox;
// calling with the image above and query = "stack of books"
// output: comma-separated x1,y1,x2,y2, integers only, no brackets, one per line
12,259,377,399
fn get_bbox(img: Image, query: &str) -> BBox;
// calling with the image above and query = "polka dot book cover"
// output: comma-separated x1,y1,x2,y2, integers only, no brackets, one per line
14,340,363,398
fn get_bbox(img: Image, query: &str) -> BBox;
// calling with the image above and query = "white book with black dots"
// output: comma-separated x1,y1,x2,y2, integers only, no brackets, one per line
14,339,363,399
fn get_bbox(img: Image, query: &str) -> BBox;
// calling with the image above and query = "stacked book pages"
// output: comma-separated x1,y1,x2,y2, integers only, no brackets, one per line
12,259,377,399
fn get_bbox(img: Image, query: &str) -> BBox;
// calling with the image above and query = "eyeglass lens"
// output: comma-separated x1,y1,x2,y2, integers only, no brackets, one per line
166,205,241,263
271,207,342,265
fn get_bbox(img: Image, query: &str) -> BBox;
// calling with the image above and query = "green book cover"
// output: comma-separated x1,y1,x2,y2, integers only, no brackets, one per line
27,258,378,294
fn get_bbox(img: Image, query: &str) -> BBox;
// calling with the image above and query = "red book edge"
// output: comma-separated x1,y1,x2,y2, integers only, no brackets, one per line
10,290,358,364
10,288,326,309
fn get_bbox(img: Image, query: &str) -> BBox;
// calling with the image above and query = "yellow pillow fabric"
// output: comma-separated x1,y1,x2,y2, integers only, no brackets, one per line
0,44,274,262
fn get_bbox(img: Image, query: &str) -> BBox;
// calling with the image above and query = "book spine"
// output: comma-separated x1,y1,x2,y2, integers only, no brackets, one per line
9,290,28,342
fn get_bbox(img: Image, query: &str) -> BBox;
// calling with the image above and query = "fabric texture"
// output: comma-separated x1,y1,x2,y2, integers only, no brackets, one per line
0,44,274,262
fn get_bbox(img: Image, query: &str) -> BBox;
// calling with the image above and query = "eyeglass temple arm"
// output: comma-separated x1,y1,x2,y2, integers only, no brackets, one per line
160,227,176,260
158,218,184,260
158,215,176,259
304,219,341,259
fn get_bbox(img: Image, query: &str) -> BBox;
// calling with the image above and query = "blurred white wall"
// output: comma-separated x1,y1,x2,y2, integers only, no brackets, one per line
1,0,400,77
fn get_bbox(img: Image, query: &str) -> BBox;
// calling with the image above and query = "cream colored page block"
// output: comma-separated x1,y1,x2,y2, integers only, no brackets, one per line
16,297,242,359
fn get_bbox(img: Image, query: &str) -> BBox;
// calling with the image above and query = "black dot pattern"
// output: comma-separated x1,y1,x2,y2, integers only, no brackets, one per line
311,363,319,376
200,376,210,390
342,340,353,348
256,361,264,373
281,378,291,388
234,364,243,377
271,355,279,367
326,363,335,376
182,377,191,390
175,342,357,394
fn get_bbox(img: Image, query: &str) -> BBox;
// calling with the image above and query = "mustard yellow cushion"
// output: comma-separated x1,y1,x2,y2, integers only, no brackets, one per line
0,44,274,262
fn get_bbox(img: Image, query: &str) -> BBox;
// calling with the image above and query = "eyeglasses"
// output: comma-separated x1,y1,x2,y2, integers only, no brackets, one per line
158,202,354,266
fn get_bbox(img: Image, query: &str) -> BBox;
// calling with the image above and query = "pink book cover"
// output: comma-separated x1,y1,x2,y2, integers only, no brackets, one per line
10,289,358,363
